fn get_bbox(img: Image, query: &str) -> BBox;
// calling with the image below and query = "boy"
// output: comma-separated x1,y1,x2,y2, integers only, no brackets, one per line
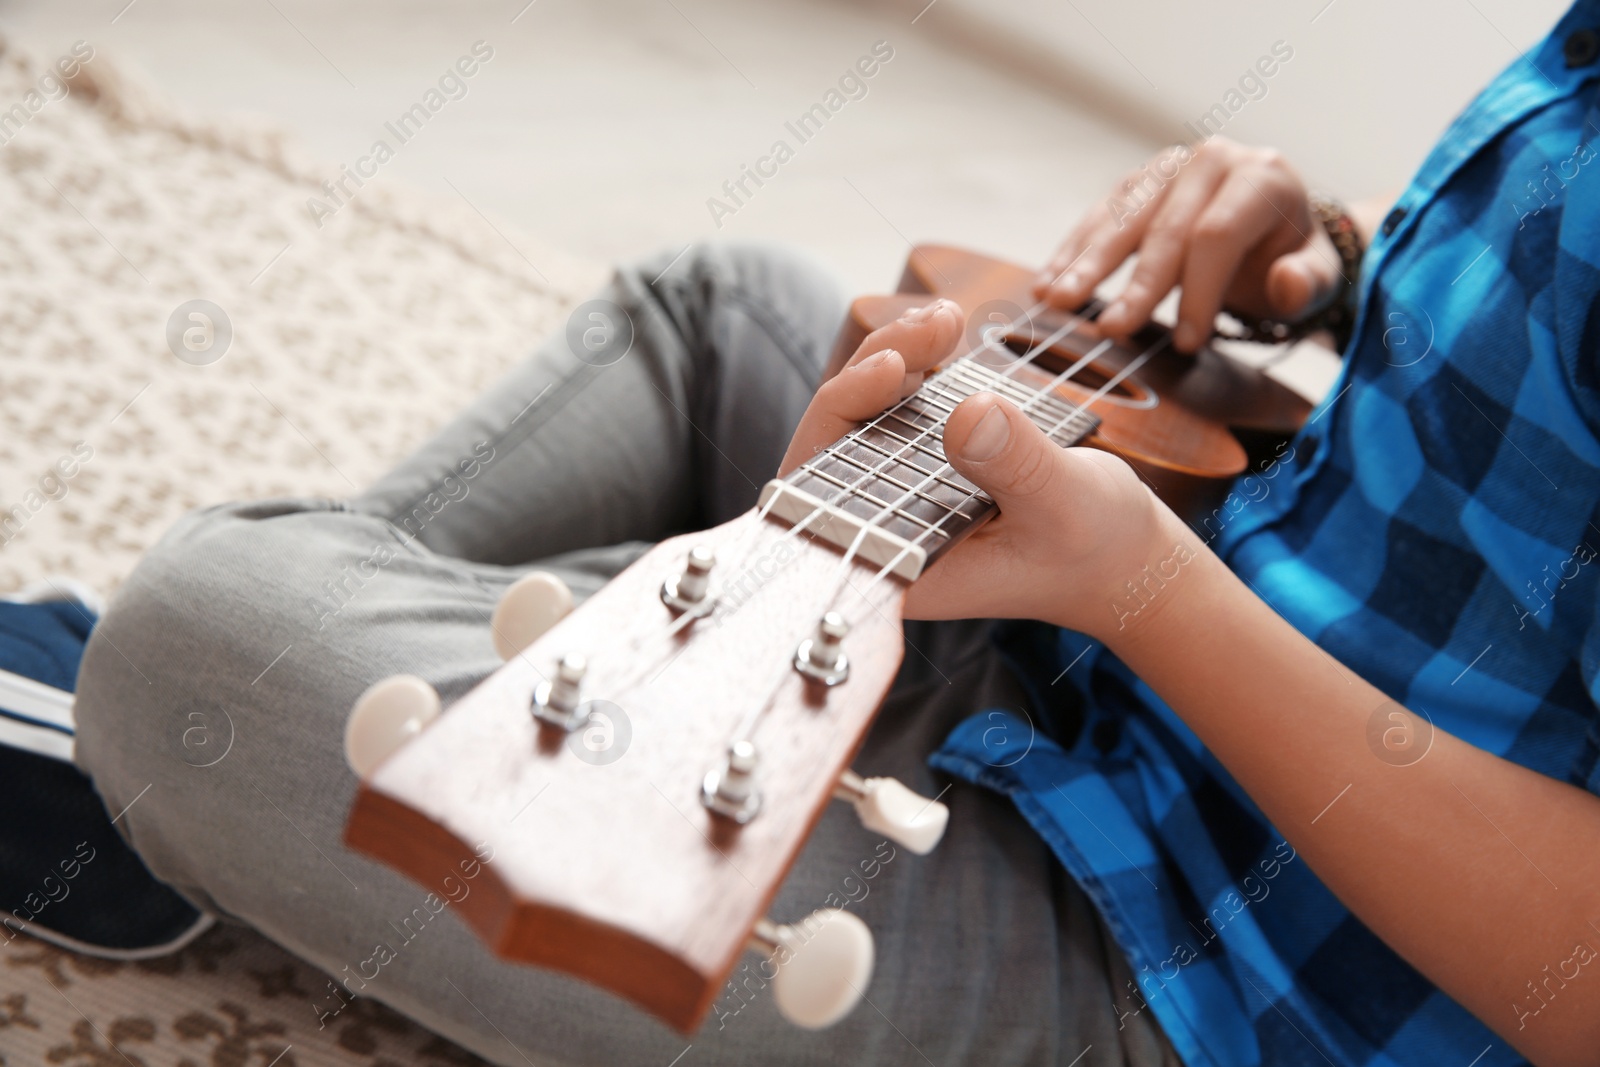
76,3,1600,1064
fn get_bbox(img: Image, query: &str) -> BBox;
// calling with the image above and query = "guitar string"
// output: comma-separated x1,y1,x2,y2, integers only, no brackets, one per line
815,335,1115,594
599,300,1085,698
840,333,1171,604
721,318,1143,747
687,297,1113,599
795,301,1121,592
689,303,1102,631
726,328,1173,751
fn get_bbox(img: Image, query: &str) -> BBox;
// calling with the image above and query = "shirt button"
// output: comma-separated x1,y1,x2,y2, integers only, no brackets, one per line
1565,28,1599,68
1381,207,1407,237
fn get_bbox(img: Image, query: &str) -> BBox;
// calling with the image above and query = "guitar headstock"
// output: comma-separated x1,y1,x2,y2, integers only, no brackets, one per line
343,509,946,1031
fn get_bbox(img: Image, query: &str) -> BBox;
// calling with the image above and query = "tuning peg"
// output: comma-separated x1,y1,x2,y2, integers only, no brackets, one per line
491,572,574,660
794,612,849,685
702,740,761,823
532,651,591,731
661,545,716,615
750,909,875,1029
833,770,949,855
345,674,441,779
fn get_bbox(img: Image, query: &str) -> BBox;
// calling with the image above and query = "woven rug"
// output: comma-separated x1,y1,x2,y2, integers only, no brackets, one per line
0,34,605,1067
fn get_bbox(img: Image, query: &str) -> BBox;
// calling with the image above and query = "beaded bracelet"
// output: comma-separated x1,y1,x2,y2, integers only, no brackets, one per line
1223,193,1365,353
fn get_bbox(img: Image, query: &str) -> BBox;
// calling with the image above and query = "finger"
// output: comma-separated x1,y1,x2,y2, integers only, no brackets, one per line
1172,172,1282,351
1265,239,1343,321
1095,155,1228,337
1037,201,1155,310
1034,151,1192,308
847,298,964,376
942,392,1070,511
904,391,1071,620
1033,209,1116,307
779,348,906,475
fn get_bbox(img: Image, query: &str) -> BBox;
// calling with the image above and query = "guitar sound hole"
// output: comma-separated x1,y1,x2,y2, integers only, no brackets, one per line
998,335,1140,400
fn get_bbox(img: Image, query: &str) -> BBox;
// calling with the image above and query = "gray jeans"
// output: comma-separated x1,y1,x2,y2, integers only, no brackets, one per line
74,244,1177,1067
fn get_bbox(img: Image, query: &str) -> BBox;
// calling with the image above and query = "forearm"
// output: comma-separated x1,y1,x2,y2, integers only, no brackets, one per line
1104,511,1600,1065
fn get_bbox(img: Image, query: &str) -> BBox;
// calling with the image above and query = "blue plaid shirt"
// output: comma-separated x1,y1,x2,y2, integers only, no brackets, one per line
932,5,1600,1065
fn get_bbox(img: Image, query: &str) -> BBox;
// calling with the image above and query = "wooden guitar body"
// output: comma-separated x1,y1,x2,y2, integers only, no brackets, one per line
831,245,1312,519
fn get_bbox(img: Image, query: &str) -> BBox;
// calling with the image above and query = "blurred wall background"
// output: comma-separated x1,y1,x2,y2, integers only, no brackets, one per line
904,0,1570,196
1,0,1573,291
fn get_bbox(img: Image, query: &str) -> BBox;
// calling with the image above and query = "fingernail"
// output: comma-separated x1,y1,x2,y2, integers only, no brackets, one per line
899,371,922,398
1058,271,1081,293
961,397,1011,462
859,348,896,370
1173,323,1199,350
901,299,950,324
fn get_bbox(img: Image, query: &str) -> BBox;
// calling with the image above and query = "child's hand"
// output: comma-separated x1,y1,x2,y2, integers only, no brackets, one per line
1034,137,1339,353
781,299,1179,641
778,298,967,476
902,391,1178,640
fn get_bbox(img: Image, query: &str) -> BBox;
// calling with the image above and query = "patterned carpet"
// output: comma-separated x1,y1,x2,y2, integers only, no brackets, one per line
0,34,603,1067
2,928,486,1066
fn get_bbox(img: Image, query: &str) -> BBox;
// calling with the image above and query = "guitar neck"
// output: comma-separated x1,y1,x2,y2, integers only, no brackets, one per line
759,349,1102,582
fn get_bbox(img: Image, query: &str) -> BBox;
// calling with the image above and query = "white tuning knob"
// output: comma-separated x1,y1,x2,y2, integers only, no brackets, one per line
753,909,875,1029
344,674,441,779
491,571,574,660
834,770,949,855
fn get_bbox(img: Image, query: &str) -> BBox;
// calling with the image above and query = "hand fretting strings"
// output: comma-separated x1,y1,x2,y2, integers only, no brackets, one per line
723,308,1172,746
814,332,1120,595
837,331,1168,602
719,324,1171,748
600,300,1089,699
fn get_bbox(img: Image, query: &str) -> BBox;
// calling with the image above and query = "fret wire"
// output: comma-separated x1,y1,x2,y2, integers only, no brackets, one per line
917,359,1089,435
842,309,1085,452
946,363,1088,425
881,408,943,436
868,420,949,465
918,381,982,411
621,300,1104,755
815,355,1100,500
926,370,1091,444
835,342,1122,579
823,447,968,514
793,304,1101,559
956,342,1100,391
798,465,954,539
905,388,960,417
946,363,1084,424
810,451,965,525
883,404,940,447
851,433,976,495
855,335,1164,585
819,331,1068,489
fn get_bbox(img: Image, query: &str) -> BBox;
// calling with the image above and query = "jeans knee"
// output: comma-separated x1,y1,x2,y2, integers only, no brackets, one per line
622,241,845,393
73,500,363,782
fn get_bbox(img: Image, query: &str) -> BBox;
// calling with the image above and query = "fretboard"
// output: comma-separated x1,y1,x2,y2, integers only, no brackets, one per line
771,352,1101,578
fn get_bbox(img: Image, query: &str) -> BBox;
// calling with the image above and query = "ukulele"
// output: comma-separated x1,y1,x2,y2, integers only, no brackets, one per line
339,245,1311,1033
